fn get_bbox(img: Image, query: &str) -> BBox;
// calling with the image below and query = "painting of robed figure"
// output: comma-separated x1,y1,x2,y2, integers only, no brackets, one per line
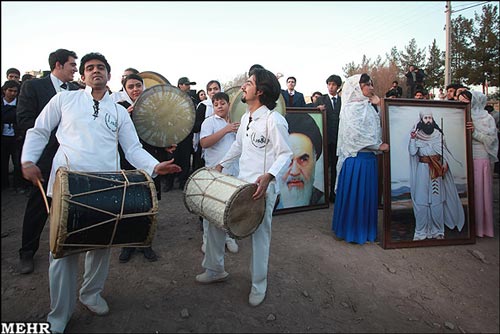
381,99,475,249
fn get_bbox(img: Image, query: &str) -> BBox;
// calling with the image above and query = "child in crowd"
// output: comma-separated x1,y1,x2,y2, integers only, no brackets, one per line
199,92,240,253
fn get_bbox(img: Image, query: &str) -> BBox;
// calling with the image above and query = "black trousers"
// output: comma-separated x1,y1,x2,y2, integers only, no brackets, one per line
18,138,57,259
328,142,338,198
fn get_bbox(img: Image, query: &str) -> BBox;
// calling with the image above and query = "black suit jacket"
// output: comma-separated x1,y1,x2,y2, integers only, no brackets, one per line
281,90,306,108
314,95,341,145
16,75,79,173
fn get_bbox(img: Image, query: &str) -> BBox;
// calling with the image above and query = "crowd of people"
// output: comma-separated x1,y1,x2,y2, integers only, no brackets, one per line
2,50,499,332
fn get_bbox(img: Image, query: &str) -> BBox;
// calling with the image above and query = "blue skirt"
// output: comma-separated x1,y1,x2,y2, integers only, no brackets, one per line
332,152,378,244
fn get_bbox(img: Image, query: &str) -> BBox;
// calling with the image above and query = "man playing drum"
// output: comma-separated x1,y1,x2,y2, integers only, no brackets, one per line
21,52,181,333
197,68,292,307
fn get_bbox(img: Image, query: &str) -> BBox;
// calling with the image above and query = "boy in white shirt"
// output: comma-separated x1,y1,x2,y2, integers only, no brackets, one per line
199,92,240,254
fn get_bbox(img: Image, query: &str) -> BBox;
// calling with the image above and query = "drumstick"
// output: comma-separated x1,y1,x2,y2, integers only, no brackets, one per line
36,179,50,214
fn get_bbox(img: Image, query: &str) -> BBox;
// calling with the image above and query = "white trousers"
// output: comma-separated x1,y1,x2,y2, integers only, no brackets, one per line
47,248,111,333
202,185,278,296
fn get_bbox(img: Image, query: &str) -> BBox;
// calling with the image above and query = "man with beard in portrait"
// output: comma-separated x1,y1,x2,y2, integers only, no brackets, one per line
408,110,465,241
277,112,324,209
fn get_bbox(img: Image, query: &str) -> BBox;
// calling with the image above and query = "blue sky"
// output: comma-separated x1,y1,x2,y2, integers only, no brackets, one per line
1,1,491,95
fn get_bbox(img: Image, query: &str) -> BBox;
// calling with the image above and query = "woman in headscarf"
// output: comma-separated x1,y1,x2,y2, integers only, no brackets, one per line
462,90,498,237
332,73,389,244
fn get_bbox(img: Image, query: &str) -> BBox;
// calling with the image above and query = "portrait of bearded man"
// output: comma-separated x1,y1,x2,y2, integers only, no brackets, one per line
408,110,465,240
277,112,325,209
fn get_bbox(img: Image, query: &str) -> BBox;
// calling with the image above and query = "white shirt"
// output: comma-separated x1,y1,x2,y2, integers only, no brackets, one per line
2,98,17,136
22,86,159,196
110,90,132,105
50,73,68,93
200,114,238,175
220,105,292,193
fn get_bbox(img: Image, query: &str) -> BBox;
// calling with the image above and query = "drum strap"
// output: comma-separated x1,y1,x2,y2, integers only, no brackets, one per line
114,103,120,171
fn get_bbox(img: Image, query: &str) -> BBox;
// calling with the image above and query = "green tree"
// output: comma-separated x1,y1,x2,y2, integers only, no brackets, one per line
425,39,445,89
469,4,499,88
450,14,474,85
399,38,427,75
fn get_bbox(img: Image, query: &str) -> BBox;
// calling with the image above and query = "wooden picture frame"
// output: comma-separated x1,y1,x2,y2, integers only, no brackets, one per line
380,98,475,248
274,108,329,215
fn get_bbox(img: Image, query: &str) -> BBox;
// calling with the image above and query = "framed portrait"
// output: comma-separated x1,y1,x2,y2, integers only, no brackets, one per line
274,108,329,215
380,98,475,249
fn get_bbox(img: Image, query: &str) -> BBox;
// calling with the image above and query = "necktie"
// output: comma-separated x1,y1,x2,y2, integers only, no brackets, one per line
60,83,68,90
288,94,293,106
332,97,337,108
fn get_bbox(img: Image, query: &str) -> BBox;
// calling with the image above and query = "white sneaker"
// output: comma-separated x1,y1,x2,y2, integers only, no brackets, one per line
79,295,109,316
225,238,238,253
195,270,229,284
249,291,266,307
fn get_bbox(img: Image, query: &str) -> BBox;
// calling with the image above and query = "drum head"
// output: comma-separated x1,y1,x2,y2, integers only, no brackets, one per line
229,88,286,123
133,84,195,147
139,71,170,89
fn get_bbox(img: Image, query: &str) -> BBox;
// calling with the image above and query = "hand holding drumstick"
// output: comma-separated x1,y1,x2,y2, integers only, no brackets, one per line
22,161,50,213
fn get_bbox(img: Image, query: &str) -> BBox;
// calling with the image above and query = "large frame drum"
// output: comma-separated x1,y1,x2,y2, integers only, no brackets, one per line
50,167,158,258
183,168,266,239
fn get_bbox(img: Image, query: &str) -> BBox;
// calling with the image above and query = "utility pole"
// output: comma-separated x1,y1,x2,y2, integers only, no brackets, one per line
445,1,452,86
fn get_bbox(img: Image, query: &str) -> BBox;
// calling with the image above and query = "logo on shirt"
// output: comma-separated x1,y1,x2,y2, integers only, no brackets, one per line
250,132,268,148
105,113,117,132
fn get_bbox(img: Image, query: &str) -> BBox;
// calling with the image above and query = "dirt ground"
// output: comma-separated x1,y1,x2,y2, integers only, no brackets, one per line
1,177,499,334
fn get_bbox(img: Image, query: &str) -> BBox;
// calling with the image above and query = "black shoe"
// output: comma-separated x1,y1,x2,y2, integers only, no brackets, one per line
142,247,158,262
19,256,34,274
119,247,135,263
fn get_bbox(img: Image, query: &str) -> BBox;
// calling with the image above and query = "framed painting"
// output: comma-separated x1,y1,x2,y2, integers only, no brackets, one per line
380,98,475,248
274,108,329,215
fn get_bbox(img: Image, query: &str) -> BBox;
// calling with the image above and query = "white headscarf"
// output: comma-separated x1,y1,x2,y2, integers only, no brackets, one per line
471,91,498,163
335,74,382,188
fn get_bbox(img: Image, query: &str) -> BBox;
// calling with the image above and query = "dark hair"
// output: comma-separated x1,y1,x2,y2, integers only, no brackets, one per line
359,73,372,85
326,74,342,86
79,52,111,75
248,64,264,76
286,112,322,160
48,49,78,71
122,73,144,88
212,92,230,103
253,68,281,110
286,76,297,83
21,73,34,81
459,90,472,100
206,80,221,91
485,105,494,113
2,80,20,91
417,117,443,134
311,91,323,97
197,89,205,96
124,67,139,74
392,80,399,85
6,68,20,76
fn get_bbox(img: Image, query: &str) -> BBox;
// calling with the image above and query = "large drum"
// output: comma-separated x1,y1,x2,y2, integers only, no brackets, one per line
139,71,170,89
133,84,195,147
183,168,266,239
50,167,158,259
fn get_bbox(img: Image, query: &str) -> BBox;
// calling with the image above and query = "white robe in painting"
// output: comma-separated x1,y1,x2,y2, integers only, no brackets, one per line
408,129,465,240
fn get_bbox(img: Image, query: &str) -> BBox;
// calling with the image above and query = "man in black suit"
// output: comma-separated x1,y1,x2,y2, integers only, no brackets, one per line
281,76,306,107
17,48,79,274
314,74,342,203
